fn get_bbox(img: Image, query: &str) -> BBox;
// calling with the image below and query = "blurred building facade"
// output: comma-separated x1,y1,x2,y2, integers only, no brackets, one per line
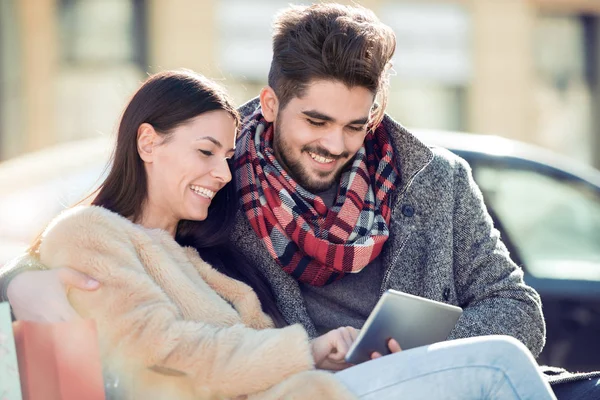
1,0,600,168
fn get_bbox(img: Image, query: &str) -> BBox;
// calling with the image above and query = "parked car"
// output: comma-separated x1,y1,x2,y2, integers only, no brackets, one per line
416,129,600,372
0,130,599,371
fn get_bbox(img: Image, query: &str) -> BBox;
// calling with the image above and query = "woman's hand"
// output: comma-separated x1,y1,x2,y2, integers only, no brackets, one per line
7,268,99,322
310,326,359,371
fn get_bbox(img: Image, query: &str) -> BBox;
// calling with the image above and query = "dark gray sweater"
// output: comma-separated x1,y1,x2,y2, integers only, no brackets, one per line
301,185,384,335
230,98,546,357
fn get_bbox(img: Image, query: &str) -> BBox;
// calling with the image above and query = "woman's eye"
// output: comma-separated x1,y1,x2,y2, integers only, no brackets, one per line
307,119,325,127
199,150,213,156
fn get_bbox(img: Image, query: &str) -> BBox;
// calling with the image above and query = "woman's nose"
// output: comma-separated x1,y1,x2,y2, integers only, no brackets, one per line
211,158,232,183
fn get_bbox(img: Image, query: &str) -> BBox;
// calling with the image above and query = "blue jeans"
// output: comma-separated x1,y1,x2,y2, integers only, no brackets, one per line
335,335,556,399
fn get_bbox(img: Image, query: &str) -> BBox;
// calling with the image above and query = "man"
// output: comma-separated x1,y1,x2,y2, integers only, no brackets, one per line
228,3,544,350
2,3,598,398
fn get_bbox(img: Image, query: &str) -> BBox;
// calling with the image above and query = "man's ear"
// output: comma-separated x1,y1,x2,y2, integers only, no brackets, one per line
137,123,159,163
259,86,279,122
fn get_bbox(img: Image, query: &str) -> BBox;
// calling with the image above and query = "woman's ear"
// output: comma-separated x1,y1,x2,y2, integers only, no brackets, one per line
137,123,158,163
259,86,279,122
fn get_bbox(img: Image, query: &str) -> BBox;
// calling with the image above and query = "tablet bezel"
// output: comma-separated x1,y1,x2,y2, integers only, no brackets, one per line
344,289,463,364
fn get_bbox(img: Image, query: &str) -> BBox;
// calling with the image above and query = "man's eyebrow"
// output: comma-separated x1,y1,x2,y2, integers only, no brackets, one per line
301,110,368,126
196,136,235,152
302,110,334,122
348,117,369,126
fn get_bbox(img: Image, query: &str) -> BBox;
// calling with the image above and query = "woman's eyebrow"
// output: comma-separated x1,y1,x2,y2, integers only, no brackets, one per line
196,136,222,147
197,136,235,153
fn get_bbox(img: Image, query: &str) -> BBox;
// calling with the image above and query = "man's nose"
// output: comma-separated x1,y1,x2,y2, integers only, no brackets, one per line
320,128,345,157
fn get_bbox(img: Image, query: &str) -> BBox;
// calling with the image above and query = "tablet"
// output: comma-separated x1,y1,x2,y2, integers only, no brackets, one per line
345,289,463,364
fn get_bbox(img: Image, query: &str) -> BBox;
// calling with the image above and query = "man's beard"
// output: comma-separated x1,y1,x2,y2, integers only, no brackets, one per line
272,122,349,193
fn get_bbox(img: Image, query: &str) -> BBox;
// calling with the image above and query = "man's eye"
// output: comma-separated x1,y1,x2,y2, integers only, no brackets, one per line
199,150,213,156
307,119,325,127
348,125,365,132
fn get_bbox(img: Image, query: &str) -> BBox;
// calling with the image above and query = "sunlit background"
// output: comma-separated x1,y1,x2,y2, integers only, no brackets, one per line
1,0,600,371
1,0,600,164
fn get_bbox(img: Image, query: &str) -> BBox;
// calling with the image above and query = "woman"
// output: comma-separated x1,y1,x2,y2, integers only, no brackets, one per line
12,70,555,399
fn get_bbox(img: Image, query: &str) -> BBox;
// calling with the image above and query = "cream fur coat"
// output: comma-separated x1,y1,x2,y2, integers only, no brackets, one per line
38,206,355,400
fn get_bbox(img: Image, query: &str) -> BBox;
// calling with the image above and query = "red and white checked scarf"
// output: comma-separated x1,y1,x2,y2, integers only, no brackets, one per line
235,111,400,286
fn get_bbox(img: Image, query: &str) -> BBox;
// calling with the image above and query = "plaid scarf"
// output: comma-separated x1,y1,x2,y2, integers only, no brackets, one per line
235,110,400,286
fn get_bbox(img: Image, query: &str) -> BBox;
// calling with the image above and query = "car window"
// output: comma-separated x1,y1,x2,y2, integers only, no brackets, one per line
473,161,600,281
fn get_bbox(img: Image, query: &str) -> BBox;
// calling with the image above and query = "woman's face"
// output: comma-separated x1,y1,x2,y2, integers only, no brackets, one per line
142,110,236,225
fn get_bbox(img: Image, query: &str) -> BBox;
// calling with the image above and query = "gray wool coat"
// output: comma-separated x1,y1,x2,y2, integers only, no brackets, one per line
230,99,546,357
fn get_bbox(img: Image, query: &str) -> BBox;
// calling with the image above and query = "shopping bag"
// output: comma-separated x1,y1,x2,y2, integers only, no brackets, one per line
0,302,23,400
13,318,105,400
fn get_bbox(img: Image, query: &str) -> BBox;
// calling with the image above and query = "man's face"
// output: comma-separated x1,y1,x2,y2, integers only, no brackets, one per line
272,80,374,193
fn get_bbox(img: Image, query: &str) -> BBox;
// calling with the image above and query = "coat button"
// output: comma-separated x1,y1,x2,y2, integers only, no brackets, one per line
443,287,451,301
401,205,414,217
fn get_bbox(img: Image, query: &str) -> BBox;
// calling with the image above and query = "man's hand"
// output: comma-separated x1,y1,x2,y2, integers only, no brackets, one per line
370,338,402,359
7,268,99,322
310,326,359,371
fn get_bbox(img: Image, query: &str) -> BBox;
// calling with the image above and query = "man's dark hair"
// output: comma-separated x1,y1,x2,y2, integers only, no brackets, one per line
268,3,396,128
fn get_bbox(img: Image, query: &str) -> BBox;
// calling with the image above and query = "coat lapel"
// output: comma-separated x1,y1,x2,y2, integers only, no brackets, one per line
377,116,434,295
